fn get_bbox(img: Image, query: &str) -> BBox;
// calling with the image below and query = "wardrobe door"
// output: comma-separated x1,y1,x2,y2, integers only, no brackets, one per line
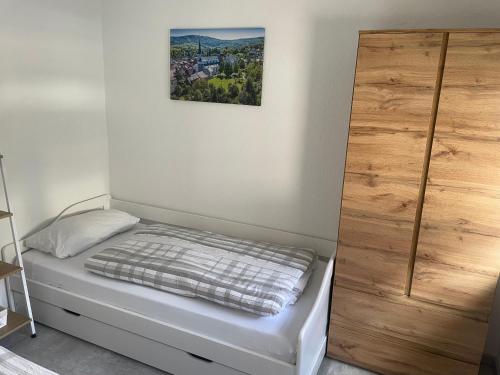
411,32,500,318
335,32,444,295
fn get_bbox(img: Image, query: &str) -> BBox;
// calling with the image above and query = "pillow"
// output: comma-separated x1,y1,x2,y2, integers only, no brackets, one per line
25,209,140,258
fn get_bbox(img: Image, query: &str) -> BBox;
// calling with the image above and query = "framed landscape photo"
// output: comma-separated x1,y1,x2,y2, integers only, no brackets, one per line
170,27,265,106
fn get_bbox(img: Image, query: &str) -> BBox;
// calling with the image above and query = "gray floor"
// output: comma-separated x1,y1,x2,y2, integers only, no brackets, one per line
0,324,495,375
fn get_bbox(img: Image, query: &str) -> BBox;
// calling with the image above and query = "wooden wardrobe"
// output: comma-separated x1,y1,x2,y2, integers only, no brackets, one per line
328,29,500,375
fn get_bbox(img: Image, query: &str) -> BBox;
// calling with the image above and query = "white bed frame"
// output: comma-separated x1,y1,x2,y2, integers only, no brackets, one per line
8,197,336,375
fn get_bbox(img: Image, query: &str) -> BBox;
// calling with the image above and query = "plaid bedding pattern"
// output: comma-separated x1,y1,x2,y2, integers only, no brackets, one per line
85,223,317,316
0,346,58,375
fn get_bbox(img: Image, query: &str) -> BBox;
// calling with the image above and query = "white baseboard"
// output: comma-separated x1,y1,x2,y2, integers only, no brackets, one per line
111,199,337,258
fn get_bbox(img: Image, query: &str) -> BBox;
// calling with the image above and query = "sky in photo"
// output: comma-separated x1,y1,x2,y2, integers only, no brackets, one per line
171,28,264,40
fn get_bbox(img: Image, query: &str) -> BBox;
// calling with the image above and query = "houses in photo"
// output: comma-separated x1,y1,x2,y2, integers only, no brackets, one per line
170,28,265,106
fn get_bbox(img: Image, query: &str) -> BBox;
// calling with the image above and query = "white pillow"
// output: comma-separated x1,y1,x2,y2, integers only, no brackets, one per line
25,209,140,258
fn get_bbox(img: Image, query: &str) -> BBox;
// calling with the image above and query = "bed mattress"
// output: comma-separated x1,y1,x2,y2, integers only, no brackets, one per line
19,224,327,364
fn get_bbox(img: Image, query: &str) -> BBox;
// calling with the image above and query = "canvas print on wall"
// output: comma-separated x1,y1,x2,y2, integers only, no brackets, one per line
170,28,265,106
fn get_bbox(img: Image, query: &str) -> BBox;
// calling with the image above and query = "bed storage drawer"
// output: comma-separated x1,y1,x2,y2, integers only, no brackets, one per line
18,293,248,375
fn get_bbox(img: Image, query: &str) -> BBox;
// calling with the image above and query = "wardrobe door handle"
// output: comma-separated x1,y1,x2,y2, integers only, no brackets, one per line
187,352,213,363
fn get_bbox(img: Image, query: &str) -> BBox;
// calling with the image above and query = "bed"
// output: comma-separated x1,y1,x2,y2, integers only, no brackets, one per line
8,199,335,375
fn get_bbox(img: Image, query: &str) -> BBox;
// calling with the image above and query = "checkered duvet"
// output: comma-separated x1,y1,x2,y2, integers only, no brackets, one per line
85,223,317,316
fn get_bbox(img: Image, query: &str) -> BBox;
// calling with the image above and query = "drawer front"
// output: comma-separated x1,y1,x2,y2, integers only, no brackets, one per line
328,323,479,375
331,286,487,364
25,295,248,375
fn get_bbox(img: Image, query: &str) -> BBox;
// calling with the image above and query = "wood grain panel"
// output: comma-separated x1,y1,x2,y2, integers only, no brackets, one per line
0,311,30,340
360,28,500,35
341,173,420,223
337,171,420,295
425,33,500,187
0,262,21,280
334,32,444,296
331,286,487,364
412,32,500,315
350,85,440,131
428,136,500,189
355,33,443,86
335,215,413,295
345,33,443,183
413,260,497,318
439,33,500,86
419,185,500,241
345,121,428,181
417,225,500,275
0,211,11,221
337,171,420,294
328,324,479,375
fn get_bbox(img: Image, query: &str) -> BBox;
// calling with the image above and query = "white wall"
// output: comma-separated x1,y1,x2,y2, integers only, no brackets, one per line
102,0,500,363
0,0,109,266
102,0,500,240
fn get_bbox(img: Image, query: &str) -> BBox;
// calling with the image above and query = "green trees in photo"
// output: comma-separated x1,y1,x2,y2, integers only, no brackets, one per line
228,83,239,100
171,41,263,106
238,78,257,106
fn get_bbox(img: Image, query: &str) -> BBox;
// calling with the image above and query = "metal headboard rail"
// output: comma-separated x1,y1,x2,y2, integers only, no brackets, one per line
0,193,111,261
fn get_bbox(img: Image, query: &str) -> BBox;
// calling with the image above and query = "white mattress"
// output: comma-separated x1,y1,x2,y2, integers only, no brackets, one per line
19,224,327,364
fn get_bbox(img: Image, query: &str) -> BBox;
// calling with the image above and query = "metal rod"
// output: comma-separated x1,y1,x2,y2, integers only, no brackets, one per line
0,157,36,337
5,278,15,311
